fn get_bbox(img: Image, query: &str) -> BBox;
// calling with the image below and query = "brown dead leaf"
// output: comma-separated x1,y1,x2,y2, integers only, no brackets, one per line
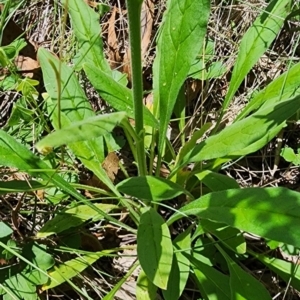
0,7,40,81
102,152,119,182
84,0,99,8
141,0,154,59
107,6,122,69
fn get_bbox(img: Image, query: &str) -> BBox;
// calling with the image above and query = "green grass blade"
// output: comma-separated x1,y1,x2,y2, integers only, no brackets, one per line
222,0,291,113
0,180,46,194
137,207,173,289
181,95,300,164
168,187,300,248
154,0,210,154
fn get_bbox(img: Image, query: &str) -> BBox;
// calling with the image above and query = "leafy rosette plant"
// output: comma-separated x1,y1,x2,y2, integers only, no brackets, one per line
1,0,300,299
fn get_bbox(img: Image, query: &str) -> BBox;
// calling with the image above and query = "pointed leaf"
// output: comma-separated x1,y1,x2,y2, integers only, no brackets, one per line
154,0,210,153
183,96,300,164
39,49,117,192
223,0,291,111
137,207,173,289
38,48,94,121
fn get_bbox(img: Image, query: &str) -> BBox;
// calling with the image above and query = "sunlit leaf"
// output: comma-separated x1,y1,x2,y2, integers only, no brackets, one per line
153,0,210,154
168,187,300,248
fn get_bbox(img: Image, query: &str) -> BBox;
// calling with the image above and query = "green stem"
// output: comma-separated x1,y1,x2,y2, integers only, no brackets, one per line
125,0,147,176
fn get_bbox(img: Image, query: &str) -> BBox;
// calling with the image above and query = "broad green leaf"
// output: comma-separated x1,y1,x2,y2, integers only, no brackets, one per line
137,207,173,289
36,112,126,153
251,251,300,291
136,269,157,300
195,170,240,191
0,222,12,239
201,219,246,254
83,63,158,128
236,61,300,121
192,258,230,300
218,247,271,300
168,187,300,248
222,0,291,111
0,180,46,195
116,176,193,202
154,0,210,154
37,204,116,238
163,228,191,300
61,0,110,72
182,96,300,164
42,252,109,290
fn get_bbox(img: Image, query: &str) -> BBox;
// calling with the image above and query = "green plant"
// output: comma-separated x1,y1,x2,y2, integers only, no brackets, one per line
1,0,300,299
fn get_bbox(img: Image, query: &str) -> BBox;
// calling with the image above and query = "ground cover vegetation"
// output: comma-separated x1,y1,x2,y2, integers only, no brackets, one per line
1,0,300,299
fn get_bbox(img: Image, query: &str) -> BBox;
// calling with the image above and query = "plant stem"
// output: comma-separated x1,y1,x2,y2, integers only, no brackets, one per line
125,0,147,176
